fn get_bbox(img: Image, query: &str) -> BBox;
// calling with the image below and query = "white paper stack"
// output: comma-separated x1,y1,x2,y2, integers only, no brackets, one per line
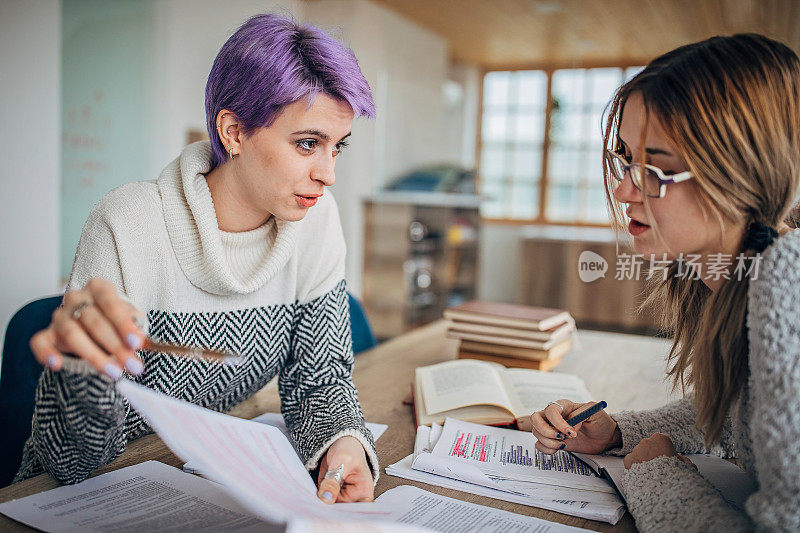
386,418,626,525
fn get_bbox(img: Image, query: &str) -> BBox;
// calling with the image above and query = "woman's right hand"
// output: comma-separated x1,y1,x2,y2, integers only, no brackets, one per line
530,399,622,455
29,278,146,380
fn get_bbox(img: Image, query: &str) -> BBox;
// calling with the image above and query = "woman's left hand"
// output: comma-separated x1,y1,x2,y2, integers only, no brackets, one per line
623,432,679,469
316,436,374,504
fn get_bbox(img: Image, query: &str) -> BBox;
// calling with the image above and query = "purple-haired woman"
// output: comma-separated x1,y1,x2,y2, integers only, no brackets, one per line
20,13,378,503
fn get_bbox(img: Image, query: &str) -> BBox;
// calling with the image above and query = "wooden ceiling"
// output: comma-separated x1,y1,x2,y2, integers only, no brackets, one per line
369,0,800,69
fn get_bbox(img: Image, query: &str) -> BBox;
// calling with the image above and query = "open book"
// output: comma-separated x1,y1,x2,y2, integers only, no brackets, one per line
414,359,591,428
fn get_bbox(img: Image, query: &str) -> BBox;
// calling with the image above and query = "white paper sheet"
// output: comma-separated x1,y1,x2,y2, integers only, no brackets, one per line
431,418,614,492
0,461,278,533
183,413,387,475
0,461,424,533
3,381,601,533
115,379,389,524
372,485,592,532
386,454,625,525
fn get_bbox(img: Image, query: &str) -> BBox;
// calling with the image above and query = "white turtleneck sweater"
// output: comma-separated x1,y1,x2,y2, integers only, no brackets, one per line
16,141,378,485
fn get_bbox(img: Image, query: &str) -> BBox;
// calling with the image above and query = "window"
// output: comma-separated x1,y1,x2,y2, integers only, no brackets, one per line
478,66,643,223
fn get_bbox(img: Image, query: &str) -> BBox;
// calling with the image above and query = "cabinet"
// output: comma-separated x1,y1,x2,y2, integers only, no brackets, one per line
362,193,482,339
519,226,660,334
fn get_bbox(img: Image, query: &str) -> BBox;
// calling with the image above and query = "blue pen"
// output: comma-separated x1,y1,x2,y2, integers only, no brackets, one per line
566,400,608,427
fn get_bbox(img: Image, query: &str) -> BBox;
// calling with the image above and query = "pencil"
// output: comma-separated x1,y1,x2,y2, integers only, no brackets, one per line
58,339,244,377
142,339,244,365
566,401,607,426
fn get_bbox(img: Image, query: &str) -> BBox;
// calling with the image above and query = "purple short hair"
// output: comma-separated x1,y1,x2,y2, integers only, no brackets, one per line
205,13,375,169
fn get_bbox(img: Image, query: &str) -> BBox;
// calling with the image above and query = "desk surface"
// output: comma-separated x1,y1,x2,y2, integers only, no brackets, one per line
0,320,676,532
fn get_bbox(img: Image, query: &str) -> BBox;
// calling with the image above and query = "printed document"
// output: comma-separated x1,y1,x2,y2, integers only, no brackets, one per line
114,379,390,523
183,413,387,475
369,485,591,532
0,461,276,533
390,422,624,524
429,418,614,492
1,382,597,532
386,454,625,524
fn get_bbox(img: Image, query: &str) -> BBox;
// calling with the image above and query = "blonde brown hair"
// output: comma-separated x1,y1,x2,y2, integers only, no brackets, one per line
602,34,800,445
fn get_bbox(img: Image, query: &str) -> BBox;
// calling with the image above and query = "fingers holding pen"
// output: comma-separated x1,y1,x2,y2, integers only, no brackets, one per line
52,315,124,379
530,399,579,444
530,411,568,451
29,279,148,380
531,399,616,455
30,327,64,371
543,399,581,439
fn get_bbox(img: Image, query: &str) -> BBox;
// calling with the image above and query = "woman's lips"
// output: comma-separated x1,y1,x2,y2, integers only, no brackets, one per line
295,195,320,208
628,219,650,236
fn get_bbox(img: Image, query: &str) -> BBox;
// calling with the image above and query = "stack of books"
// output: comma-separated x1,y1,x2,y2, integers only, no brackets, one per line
444,301,575,371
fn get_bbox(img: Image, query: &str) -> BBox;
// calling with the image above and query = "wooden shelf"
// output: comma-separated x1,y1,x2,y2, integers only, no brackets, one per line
363,196,482,339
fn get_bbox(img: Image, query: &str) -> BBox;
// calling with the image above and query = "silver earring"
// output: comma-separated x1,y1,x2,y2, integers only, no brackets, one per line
229,148,235,159
226,128,231,134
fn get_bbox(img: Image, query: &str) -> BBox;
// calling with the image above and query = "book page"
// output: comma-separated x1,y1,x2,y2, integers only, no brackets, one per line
417,360,515,416
499,369,592,420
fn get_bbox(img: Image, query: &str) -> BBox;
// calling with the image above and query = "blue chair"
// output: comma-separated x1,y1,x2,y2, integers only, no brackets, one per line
0,295,61,488
0,293,376,488
348,292,378,354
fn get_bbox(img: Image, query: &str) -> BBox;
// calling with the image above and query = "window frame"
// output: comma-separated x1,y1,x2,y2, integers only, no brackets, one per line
475,61,645,227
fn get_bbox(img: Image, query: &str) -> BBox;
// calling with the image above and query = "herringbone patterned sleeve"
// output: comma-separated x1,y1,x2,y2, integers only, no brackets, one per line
278,280,379,483
14,369,128,484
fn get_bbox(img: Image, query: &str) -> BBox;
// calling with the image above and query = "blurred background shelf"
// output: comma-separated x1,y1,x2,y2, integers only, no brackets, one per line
363,194,482,339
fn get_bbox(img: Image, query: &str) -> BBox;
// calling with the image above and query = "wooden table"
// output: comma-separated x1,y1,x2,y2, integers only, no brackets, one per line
0,320,676,531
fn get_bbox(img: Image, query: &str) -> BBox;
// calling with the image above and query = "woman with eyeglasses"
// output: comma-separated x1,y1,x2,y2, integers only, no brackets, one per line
530,34,800,530
19,13,377,504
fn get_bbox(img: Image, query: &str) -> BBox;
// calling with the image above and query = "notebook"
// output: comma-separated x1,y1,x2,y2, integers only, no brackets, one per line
572,452,758,511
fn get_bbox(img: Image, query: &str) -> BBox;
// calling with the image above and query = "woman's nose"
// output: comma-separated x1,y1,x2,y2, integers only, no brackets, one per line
613,173,643,204
311,157,336,186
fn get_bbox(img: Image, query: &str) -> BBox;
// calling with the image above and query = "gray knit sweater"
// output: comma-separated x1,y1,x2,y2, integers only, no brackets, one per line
609,230,800,532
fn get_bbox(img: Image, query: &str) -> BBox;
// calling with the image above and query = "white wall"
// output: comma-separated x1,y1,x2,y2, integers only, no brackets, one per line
444,62,481,169
302,0,450,295
149,0,303,175
0,1,61,350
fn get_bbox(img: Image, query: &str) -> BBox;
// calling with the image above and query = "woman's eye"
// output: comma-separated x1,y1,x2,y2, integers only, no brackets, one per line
296,139,317,152
333,140,349,155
